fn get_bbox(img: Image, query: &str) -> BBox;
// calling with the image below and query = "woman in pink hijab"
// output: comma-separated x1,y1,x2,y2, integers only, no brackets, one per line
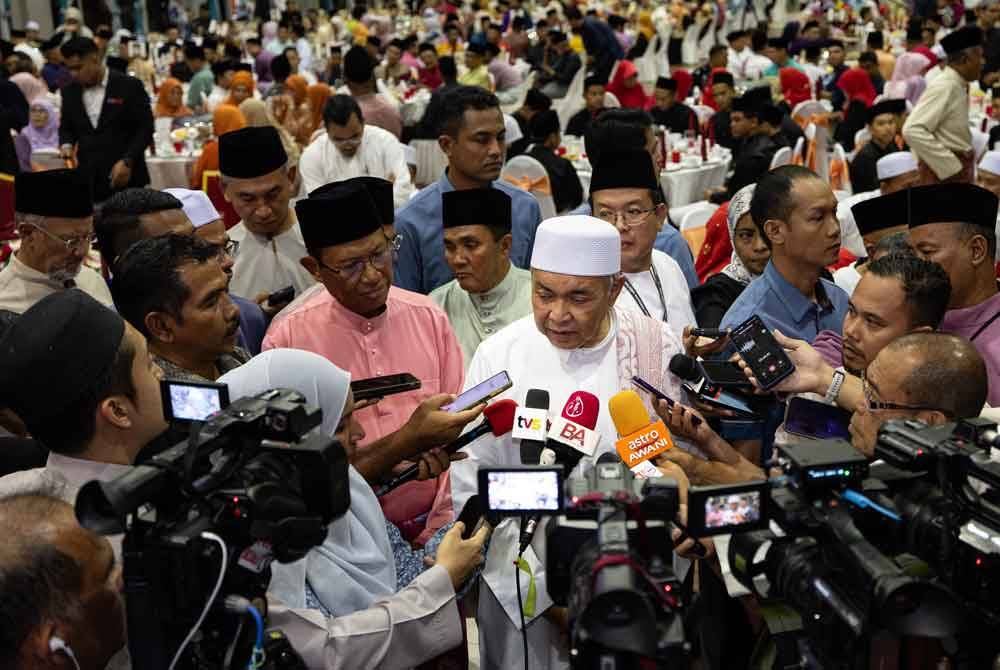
885,52,931,106
606,60,653,109
9,72,47,104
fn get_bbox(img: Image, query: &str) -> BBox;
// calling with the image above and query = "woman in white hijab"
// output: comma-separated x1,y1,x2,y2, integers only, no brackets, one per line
219,349,399,616
690,185,771,327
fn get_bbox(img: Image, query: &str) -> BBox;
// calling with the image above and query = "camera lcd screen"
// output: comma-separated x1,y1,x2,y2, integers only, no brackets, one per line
704,490,762,529
480,467,563,513
686,481,769,536
162,380,229,422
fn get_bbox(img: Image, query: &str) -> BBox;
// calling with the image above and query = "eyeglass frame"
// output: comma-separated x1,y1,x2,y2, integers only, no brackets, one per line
25,222,95,251
860,371,945,414
218,238,239,258
594,206,658,230
316,233,401,281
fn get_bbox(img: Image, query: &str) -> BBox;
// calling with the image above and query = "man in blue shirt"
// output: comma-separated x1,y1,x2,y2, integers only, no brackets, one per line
720,166,849,341
395,86,542,294
565,7,624,83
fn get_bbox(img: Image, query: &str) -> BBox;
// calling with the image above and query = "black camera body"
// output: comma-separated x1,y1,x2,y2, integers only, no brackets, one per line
76,389,351,670
543,457,690,669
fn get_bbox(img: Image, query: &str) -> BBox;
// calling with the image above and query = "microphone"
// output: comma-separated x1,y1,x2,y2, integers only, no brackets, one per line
669,353,707,391
520,391,601,554
379,399,518,495
515,389,550,465
608,390,674,478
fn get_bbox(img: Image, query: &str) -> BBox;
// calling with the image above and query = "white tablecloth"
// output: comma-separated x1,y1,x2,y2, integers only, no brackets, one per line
574,156,731,209
147,155,197,190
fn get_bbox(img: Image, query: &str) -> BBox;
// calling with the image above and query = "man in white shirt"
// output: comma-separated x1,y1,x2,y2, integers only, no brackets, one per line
726,29,752,79
205,59,235,112
299,94,413,206
220,126,316,303
589,149,697,342
0,169,112,313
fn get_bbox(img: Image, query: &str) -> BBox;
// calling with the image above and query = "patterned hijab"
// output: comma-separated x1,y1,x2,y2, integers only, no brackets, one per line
721,184,759,285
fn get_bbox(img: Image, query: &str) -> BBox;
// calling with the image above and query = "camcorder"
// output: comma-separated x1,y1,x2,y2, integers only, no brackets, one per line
481,456,691,670
75,385,351,670
729,420,1000,669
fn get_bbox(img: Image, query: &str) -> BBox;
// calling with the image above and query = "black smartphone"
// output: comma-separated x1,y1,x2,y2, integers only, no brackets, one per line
161,379,230,423
730,315,796,391
443,370,512,412
698,360,754,390
685,481,770,537
632,375,675,407
691,328,728,339
350,373,421,402
478,466,564,515
784,397,852,440
267,285,295,306
456,494,491,540
682,382,757,419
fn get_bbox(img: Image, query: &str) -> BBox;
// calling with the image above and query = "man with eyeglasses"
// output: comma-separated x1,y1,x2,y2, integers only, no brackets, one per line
299,95,413,207
589,149,696,343
0,169,112,313
220,126,317,304
263,178,464,546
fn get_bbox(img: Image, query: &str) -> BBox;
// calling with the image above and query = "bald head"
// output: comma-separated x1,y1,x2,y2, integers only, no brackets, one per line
887,333,988,418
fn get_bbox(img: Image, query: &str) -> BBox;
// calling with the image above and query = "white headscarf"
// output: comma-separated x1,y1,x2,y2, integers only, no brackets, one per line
218,349,397,615
721,184,760,286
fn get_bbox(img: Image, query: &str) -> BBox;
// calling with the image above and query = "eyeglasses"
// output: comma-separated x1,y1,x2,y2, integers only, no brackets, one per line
26,223,94,251
319,234,401,282
595,207,657,229
861,372,943,413
218,239,239,258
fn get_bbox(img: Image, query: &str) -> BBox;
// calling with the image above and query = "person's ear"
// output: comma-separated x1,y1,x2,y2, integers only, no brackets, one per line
764,219,784,247
915,409,949,426
968,232,990,268
499,233,513,257
286,164,298,186
144,312,174,344
300,254,321,280
99,395,133,429
608,274,625,306
21,622,57,668
654,202,668,231
438,132,455,158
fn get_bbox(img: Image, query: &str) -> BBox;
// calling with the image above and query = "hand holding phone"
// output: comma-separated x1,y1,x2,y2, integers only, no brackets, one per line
267,285,295,307
443,371,512,412
351,373,421,402
730,316,796,391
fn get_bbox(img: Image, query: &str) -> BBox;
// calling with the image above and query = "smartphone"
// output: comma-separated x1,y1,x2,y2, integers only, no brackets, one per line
632,375,675,407
691,328,728,339
682,382,757,419
267,285,295,306
698,360,754,390
685,481,770,537
161,379,230,423
730,315,796,391
455,494,492,540
350,373,421,402
478,466,564,515
784,396,852,440
443,370,512,412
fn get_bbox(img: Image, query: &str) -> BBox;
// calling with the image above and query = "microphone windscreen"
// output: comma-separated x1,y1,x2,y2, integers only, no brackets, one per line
608,390,652,437
559,391,600,430
483,398,518,435
525,388,550,411
669,353,702,382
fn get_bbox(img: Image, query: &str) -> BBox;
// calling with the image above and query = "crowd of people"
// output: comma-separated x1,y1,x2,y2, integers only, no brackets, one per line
0,0,999,669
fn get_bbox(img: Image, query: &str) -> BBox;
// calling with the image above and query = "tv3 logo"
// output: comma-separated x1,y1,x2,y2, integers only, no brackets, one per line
517,416,544,430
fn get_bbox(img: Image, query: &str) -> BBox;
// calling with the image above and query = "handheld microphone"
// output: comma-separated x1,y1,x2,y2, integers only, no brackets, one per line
379,399,518,495
608,390,674,478
515,389,550,465
520,391,601,554
669,353,708,391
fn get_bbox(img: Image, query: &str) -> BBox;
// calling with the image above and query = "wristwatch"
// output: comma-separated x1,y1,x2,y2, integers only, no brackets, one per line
824,368,846,404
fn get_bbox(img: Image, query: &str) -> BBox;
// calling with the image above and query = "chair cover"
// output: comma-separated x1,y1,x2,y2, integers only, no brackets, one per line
502,155,557,220
409,139,449,187
678,201,717,255
554,65,589,129
770,146,792,169
604,91,621,108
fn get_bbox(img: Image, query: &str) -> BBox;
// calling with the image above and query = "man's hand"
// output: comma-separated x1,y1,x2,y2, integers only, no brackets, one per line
735,329,832,396
110,160,131,189
254,291,291,319
397,394,484,459
425,523,488,590
413,446,468,480
655,401,742,466
848,409,878,459
657,446,766,486
682,325,730,359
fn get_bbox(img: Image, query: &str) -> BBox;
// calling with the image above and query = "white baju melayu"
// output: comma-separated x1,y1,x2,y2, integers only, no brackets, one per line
0,255,113,314
836,188,880,259
299,125,413,207
228,214,317,299
616,249,697,344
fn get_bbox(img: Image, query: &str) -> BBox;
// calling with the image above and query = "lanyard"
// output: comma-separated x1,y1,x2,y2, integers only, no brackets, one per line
622,264,668,322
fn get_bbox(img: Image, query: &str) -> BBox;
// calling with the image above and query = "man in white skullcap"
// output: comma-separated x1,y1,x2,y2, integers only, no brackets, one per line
163,187,232,250
450,215,685,670
837,152,921,262
976,150,1000,261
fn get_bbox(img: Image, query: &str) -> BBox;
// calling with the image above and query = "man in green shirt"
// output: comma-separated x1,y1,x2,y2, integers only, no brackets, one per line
185,44,214,112
430,188,532,369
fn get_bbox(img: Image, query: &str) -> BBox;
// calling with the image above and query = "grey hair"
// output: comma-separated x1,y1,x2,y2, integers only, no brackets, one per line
13,212,45,228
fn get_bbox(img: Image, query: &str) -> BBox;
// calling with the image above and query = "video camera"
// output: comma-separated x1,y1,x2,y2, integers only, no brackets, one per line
728,425,1000,669
75,387,351,670
480,457,689,669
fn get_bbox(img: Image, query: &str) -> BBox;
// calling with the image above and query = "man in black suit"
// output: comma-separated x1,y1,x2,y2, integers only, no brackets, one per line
58,37,152,202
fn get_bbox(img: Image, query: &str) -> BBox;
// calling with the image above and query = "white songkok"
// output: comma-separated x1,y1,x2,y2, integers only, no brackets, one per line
163,188,222,228
876,152,918,180
530,215,621,276
980,150,1000,176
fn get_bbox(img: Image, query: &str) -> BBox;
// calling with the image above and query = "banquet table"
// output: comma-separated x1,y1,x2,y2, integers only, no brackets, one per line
147,154,198,190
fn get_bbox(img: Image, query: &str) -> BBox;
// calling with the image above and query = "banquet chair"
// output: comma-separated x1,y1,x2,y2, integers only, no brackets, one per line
769,146,792,169
409,139,449,187
678,201,717,255
501,155,558,220
555,66,588,129
201,171,240,230
829,143,851,193
604,91,621,108
500,71,536,115
972,128,989,161
791,136,805,164
791,100,830,124
691,104,715,125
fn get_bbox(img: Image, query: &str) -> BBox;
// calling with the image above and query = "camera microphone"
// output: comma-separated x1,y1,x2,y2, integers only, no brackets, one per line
608,390,674,478
516,389,550,465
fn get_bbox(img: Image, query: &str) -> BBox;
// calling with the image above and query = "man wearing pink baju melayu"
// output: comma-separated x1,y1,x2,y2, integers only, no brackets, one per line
263,177,464,546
